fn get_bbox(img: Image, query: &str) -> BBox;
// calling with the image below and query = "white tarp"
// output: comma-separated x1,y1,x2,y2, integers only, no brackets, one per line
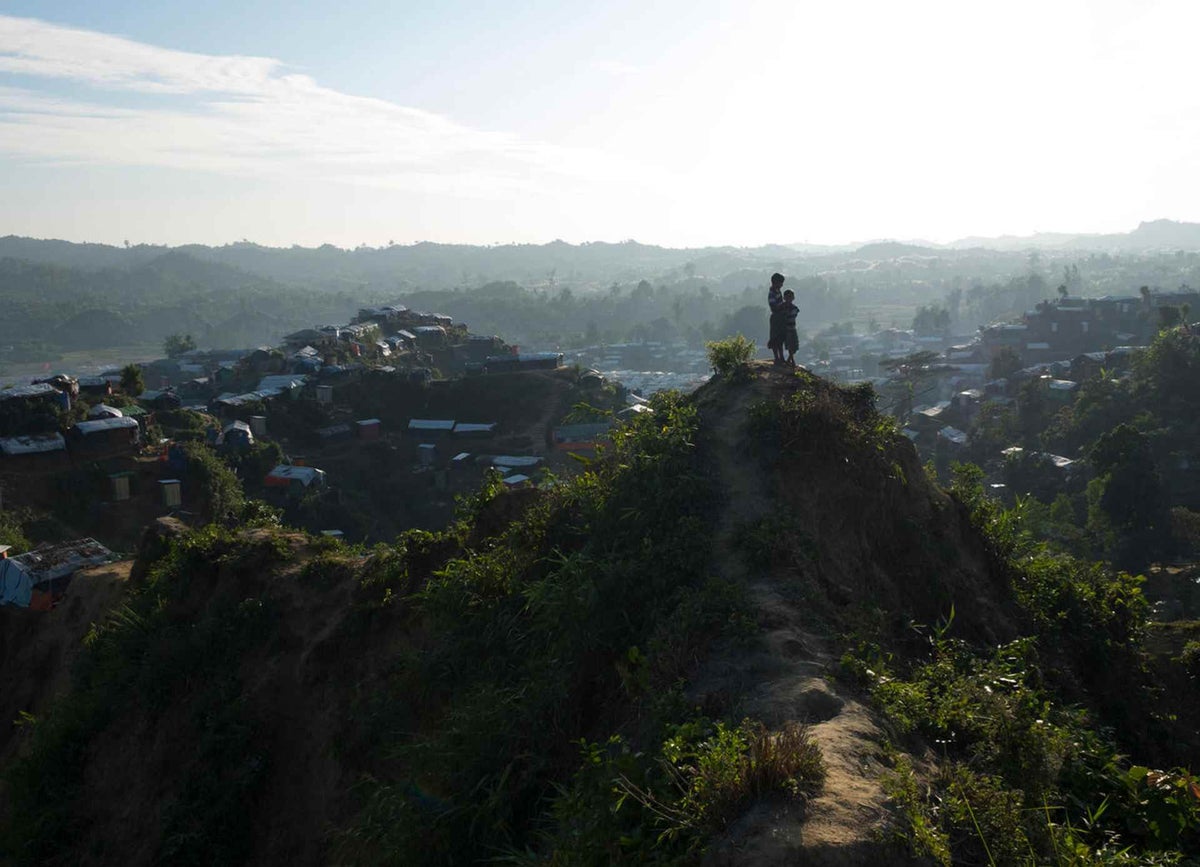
0,558,32,608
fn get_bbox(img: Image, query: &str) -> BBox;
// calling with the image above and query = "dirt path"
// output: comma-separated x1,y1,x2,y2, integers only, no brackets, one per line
696,367,909,866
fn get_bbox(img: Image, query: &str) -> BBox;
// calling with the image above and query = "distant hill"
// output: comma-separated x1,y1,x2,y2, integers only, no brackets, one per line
0,236,800,291
5,221,1199,297
947,219,1200,252
0,251,376,355
852,241,941,259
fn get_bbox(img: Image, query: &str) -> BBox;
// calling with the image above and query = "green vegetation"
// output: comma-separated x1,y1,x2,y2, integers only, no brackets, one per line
838,463,1199,865
333,391,775,864
0,508,31,553
704,334,754,377
119,362,144,397
966,325,1200,570
162,332,197,358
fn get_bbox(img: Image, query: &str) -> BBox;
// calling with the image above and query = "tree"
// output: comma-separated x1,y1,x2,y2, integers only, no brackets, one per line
880,350,942,418
1089,423,1168,568
120,363,144,397
1158,305,1182,330
164,333,197,358
989,346,1023,381
911,305,951,337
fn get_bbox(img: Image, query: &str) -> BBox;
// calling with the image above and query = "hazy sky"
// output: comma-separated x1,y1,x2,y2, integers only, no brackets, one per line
2,0,1198,248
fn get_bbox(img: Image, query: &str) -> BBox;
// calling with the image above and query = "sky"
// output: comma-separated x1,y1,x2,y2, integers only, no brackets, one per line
1,0,1199,249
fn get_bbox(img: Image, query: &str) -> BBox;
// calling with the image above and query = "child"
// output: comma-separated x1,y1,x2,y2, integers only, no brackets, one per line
780,289,800,366
767,273,785,364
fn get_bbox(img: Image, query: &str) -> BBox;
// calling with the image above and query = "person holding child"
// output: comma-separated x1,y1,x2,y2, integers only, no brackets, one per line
767,272,786,364
780,289,800,366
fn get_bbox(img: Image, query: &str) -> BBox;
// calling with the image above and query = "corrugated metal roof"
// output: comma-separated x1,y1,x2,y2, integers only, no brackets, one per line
265,464,325,486
938,426,968,446
257,375,307,391
408,419,455,431
74,417,139,435
491,455,543,468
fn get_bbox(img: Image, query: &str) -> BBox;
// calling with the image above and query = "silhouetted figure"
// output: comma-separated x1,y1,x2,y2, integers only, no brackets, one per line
767,272,786,364
780,289,800,366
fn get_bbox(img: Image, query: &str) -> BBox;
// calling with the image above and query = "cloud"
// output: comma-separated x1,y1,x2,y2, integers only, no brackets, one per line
590,60,641,77
0,15,649,198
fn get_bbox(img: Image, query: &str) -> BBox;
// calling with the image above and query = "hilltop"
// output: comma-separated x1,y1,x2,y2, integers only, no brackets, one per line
0,363,1196,865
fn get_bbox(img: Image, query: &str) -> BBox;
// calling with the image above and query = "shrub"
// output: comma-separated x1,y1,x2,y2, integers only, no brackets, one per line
0,509,31,553
705,335,755,377
657,719,823,837
1181,641,1200,678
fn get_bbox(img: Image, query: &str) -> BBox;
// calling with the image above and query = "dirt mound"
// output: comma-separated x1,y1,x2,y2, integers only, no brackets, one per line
690,362,1016,864
0,561,131,767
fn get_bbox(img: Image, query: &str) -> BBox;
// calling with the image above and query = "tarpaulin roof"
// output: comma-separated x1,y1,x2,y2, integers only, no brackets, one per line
0,432,67,455
0,558,32,608
0,383,59,402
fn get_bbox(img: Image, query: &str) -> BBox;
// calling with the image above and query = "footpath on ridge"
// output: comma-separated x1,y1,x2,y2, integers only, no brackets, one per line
689,361,1012,865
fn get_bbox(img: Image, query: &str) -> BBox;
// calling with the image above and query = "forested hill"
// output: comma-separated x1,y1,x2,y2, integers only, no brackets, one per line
0,252,376,356
0,236,812,291
5,220,1200,294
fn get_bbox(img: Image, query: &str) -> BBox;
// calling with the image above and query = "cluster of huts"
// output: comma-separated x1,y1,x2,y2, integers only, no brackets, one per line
0,380,144,471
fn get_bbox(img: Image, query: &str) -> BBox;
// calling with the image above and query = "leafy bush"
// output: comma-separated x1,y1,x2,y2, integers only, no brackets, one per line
848,633,1200,864
0,508,31,553
705,334,755,377
1181,641,1200,679
845,466,1200,864
175,441,245,521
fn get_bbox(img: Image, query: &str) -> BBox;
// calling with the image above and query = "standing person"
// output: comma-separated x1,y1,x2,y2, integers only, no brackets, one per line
767,273,786,365
780,289,801,366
